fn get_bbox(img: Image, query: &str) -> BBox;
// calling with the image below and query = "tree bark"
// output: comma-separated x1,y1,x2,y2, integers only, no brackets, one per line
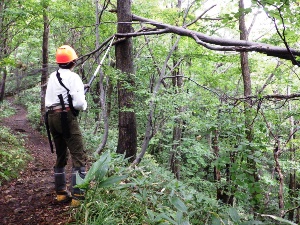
116,0,137,160
169,0,183,180
239,0,260,211
213,126,221,197
40,0,49,126
274,138,284,217
288,85,296,221
0,0,7,102
0,68,7,102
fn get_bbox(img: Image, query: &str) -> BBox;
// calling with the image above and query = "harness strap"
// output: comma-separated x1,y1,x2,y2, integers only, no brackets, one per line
56,71,70,93
56,70,79,117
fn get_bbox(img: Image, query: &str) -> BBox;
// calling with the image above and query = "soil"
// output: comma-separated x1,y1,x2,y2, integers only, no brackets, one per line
0,98,75,225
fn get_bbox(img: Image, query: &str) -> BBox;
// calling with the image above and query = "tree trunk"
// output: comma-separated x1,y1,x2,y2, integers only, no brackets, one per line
274,138,284,216
170,116,182,179
213,108,234,205
239,0,260,211
94,0,101,108
169,63,183,179
169,0,182,180
115,0,137,160
0,0,6,102
40,0,49,127
0,68,7,102
288,85,296,221
213,126,221,196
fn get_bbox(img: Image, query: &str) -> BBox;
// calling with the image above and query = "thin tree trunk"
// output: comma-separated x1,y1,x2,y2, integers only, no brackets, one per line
169,66,183,179
0,68,7,102
94,0,110,154
288,84,295,221
0,0,6,103
213,126,221,196
170,118,182,179
239,0,260,211
133,37,181,165
40,0,49,126
116,0,137,160
274,138,284,216
213,108,234,205
95,68,109,154
169,0,183,180
93,0,101,110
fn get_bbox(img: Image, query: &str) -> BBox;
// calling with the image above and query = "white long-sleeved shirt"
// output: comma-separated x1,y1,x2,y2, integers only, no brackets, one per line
45,68,87,110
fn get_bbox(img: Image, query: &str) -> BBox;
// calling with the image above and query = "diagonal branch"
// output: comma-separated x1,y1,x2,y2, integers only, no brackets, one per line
116,14,300,64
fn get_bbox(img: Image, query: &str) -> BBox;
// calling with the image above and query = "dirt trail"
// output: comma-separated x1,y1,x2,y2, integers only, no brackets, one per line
0,99,73,225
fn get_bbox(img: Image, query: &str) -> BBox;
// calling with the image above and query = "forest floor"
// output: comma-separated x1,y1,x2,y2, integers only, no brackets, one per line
0,98,75,225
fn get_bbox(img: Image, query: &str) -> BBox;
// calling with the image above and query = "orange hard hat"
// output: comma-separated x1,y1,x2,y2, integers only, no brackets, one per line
56,45,78,63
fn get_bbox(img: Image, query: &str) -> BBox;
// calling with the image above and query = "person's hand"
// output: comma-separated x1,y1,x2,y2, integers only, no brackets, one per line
84,84,90,89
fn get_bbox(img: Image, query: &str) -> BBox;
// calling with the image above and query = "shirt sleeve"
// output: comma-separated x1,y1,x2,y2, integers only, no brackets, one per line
69,73,87,110
45,73,56,108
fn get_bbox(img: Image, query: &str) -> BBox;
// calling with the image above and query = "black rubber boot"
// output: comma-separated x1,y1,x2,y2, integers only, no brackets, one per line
70,167,86,207
54,167,72,203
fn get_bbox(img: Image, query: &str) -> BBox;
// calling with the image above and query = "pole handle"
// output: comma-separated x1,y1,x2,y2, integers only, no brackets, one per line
84,36,115,94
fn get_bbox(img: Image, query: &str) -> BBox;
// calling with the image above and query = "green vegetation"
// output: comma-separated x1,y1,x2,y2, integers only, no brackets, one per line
0,101,30,185
0,100,15,119
72,152,248,225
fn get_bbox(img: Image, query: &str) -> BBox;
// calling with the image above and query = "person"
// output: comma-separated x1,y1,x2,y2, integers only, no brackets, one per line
45,45,87,207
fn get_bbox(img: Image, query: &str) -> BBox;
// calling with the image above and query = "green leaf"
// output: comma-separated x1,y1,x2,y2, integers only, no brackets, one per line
170,196,188,212
160,214,177,225
98,175,127,188
211,216,222,225
85,150,110,183
261,214,297,225
75,151,111,188
75,171,85,185
95,161,109,181
228,207,240,223
146,209,155,221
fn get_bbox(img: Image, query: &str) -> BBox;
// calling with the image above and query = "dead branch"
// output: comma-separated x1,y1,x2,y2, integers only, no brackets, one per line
113,14,300,64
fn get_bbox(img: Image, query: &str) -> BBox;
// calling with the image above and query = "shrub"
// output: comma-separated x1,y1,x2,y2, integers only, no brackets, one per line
0,100,15,120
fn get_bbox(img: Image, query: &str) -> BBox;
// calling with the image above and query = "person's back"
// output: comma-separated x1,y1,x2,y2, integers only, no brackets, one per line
45,45,87,207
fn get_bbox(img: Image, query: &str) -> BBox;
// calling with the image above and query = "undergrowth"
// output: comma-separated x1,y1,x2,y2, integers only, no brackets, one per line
0,100,31,185
0,99,15,119
69,152,266,225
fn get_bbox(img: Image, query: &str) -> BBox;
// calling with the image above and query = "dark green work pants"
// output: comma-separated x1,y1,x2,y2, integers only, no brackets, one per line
48,110,86,168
